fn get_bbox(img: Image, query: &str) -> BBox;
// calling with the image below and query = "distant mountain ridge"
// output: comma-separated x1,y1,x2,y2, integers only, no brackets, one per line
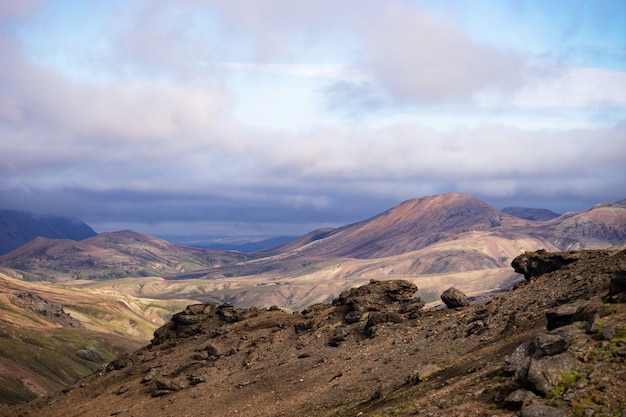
502,206,560,221
0,230,248,280
160,235,297,252
257,193,626,262
1,193,624,308
0,210,97,255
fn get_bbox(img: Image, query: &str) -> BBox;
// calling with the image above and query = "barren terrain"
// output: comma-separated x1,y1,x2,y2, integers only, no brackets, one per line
4,248,625,416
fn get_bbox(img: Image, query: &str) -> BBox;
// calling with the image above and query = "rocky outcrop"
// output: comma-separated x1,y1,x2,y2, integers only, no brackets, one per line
333,279,419,311
605,268,626,303
151,302,261,345
11,292,83,328
511,250,579,280
440,287,469,308
332,279,424,328
504,325,579,395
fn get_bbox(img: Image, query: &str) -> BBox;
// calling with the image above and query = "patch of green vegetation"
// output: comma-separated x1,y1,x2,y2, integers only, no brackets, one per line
0,375,38,405
568,396,598,417
8,269,43,282
546,370,584,399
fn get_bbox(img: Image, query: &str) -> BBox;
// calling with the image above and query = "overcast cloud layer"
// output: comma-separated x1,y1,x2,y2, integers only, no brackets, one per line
1,0,625,236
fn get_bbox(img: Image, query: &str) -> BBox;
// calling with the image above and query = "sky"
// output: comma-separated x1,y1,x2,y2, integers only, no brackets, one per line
1,0,625,237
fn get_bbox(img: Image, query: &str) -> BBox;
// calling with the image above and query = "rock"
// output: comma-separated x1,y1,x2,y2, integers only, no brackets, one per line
512,250,578,281
520,403,571,417
606,269,626,302
546,302,585,330
12,292,83,328
503,340,533,381
440,287,469,309
505,327,579,395
526,353,576,395
573,299,609,322
333,279,419,311
76,346,104,362
504,389,537,409
531,332,571,358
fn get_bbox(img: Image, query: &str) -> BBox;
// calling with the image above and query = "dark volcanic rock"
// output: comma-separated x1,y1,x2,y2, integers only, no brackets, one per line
76,346,104,363
332,279,423,324
606,268,626,302
333,279,419,311
526,352,576,395
504,389,537,409
440,287,469,308
512,250,578,280
504,326,579,395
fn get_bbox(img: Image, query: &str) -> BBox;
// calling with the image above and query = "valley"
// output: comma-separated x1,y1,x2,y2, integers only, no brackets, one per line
0,192,625,407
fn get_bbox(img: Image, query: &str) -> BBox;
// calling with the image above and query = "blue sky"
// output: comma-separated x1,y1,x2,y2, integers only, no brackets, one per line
1,0,625,237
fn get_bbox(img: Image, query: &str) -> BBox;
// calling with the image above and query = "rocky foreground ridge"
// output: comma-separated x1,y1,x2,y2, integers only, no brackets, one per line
4,249,626,417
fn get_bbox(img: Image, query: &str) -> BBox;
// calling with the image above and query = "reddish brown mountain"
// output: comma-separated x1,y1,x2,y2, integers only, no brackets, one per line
1,194,624,285
538,199,626,250
0,230,248,280
260,193,535,259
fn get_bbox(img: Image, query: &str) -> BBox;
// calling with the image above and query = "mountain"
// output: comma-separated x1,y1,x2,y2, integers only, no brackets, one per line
5,248,625,416
0,210,97,255
502,206,560,221
0,230,249,281
537,199,626,250
259,193,535,259
255,193,626,263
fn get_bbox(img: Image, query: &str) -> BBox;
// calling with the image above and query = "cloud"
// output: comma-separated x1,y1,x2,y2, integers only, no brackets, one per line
353,2,527,104
1,0,625,236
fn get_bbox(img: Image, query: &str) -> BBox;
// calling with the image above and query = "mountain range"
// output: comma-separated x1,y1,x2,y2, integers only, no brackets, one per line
1,193,625,309
0,193,625,405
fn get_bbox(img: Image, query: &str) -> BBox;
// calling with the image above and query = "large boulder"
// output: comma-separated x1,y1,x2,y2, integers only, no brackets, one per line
333,279,419,311
440,287,469,309
511,250,578,280
503,326,580,396
333,279,424,324
605,268,626,303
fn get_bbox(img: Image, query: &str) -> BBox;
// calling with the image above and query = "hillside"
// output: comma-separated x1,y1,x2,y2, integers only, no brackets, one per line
0,210,96,255
5,248,625,416
538,199,626,250
0,230,249,281
0,270,195,404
